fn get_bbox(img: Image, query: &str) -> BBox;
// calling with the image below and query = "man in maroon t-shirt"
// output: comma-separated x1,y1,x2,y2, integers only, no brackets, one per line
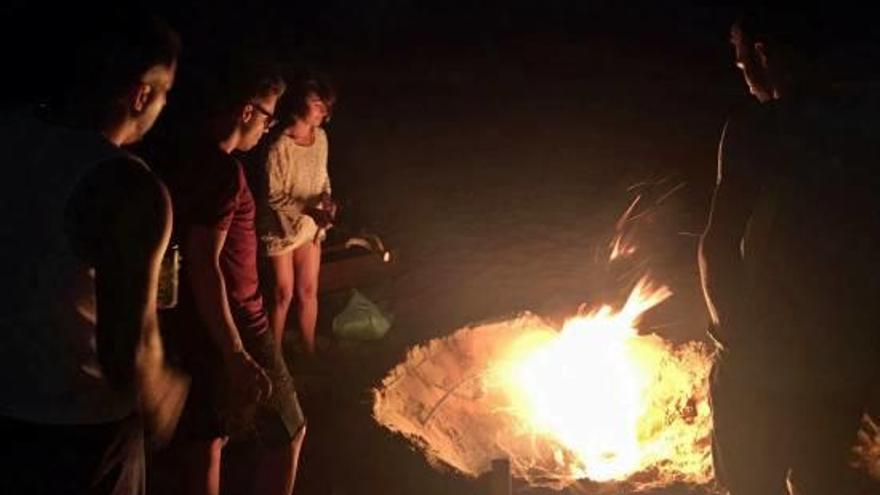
153,69,304,495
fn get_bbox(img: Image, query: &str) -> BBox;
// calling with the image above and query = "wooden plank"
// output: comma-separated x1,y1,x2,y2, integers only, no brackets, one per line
489,458,511,495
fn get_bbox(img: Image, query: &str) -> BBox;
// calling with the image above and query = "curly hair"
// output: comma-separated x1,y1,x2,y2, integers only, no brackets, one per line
278,72,336,125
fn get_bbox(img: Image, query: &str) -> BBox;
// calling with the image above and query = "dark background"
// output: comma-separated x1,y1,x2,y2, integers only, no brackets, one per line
2,2,879,494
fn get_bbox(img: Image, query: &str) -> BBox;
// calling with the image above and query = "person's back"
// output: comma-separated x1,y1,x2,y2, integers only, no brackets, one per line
745,92,880,361
0,15,186,494
0,107,136,423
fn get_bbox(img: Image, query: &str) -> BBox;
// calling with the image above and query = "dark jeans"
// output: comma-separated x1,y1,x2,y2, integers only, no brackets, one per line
710,350,871,495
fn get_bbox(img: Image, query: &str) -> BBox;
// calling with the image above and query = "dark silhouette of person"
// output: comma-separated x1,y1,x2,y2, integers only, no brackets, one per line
699,7,880,495
0,14,188,494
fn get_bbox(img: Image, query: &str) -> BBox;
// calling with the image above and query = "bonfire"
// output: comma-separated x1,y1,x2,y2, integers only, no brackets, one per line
373,275,715,491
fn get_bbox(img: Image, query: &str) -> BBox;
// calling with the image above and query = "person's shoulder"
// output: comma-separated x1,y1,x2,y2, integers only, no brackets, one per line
315,127,328,150
77,152,167,213
229,154,247,180
67,152,169,247
191,142,238,168
723,99,772,132
315,126,328,143
209,145,241,171
270,131,292,149
207,151,247,198
719,100,775,150
182,143,241,183
90,152,157,186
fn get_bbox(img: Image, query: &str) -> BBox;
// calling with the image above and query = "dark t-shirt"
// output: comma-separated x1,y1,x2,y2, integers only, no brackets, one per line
66,155,156,264
713,92,880,366
163,142,269,344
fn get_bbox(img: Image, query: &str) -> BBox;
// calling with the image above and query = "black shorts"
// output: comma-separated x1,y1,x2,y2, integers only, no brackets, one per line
172,330,305,447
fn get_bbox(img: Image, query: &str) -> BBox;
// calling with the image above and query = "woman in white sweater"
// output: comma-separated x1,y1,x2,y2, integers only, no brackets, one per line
256,76,337,355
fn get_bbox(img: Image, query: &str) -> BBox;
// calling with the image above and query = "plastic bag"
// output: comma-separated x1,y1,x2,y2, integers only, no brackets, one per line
332,289,393,341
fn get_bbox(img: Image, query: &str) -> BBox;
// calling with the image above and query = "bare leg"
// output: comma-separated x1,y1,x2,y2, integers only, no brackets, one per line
268,252,295,348
150,438,223,495
253,425,307,495
223,425,307,495
293,242,321,356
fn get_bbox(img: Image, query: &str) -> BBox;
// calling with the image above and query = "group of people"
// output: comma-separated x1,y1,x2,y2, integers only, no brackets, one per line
0,14,336,495
0,5,878,495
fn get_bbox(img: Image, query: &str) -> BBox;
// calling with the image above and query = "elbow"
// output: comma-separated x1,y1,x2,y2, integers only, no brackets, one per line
96,344,135,392
697,233,714,271
184,252,224,304
698,228,716,255
186,245,222,277
698,228,734,266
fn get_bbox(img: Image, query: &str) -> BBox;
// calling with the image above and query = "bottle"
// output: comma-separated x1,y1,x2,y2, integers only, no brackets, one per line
157,243,180,309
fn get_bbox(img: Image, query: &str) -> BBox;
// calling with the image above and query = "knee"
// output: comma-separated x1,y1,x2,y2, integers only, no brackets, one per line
273,281,294,307
295,283,317,304
293,423,307,445
208,438,224,462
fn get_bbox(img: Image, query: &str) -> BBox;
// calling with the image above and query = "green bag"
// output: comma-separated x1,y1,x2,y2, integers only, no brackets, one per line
332,289,393,341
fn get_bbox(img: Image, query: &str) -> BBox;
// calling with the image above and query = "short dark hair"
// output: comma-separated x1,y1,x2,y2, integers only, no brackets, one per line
203,56,287,117
248,72,288,105
71,15,181,115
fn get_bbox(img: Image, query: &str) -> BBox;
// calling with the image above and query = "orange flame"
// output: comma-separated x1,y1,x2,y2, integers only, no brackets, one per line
373,277,715,490
489,279,672,481
855,414,880,481
609,235,638,261
608,195,642,261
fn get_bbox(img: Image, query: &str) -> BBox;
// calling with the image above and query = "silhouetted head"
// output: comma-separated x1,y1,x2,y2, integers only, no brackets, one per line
731,7,821,102
66,15,180,144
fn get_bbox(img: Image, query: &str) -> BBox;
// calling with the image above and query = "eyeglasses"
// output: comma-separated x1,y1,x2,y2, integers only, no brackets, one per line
249,101,277,129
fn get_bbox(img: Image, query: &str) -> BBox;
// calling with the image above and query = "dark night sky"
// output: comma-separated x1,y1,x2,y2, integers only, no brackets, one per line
3,1,879,105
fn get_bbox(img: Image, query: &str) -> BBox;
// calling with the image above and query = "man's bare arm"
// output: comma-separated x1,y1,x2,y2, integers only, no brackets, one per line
184,226,271,403
84,159,188,442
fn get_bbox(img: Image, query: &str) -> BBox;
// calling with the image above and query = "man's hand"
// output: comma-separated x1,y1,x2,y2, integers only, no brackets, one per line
74,159,189,445
136,326,190,447
225,349,272,407
139,364,190,446
185,226,272,407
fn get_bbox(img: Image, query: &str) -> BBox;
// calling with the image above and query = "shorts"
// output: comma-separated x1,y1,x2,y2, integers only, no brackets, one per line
260,216,323,257
173,330,305,447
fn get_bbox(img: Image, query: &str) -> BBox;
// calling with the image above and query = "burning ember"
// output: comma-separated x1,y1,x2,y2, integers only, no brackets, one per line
373,277,715,491
855,415,880,481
